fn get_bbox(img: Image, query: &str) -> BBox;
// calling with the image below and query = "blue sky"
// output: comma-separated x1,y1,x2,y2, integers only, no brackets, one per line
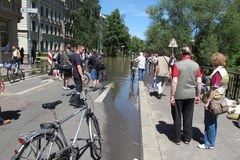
99,0,158,40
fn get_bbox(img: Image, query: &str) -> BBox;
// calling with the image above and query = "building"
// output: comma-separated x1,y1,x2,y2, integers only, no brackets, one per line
18,0,83,61
0,0,22,63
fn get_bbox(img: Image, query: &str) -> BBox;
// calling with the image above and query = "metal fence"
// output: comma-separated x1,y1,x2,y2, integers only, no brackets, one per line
201,66,240,101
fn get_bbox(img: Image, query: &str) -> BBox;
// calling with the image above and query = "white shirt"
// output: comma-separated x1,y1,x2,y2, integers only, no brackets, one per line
135,55,146,69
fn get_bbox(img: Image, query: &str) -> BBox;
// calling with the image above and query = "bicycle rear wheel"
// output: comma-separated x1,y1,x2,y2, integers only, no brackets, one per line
88,113,102,159
7,69,15,83
16,133,64,160
82,73,90,87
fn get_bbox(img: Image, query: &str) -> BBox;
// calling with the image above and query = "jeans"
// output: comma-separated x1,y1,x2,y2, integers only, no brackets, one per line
204,109,218,148
73,77,82,93
138,68,145,80
156,76,168,95
172,99,195,142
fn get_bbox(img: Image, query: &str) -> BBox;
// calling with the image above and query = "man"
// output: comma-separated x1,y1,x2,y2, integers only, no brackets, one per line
68,45,85,107
61,44,73,90
88,51,99,91
71,45,85,93
154,52,170,99
134,52,146,81
170,46,202,145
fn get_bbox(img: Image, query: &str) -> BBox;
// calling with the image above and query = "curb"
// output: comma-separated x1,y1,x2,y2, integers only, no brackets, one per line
139,81,162,160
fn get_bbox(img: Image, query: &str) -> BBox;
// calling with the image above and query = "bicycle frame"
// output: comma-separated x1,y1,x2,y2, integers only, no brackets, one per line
52,105,88,148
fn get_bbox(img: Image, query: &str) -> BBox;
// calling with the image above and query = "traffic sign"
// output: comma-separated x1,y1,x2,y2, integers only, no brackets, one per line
21,8,38,13
168,38,178,48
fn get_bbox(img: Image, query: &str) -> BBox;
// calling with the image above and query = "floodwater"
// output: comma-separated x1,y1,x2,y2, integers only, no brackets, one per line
102,56,141,160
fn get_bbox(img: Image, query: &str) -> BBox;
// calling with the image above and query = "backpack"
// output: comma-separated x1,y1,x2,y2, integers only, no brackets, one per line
96,57,105,70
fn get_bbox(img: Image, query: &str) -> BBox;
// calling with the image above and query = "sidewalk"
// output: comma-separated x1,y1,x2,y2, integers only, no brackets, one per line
139,80,240,160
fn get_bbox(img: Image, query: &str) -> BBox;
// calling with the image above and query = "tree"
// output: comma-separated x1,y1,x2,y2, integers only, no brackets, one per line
70,0,101,49
145,0,240,70
103,9,131,56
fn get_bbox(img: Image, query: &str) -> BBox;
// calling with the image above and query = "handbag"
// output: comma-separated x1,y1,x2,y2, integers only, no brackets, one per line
210,95,229,116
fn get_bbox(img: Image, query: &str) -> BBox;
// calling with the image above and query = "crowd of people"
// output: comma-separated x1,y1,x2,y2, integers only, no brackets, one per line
131,45,229,149
2,43,231,151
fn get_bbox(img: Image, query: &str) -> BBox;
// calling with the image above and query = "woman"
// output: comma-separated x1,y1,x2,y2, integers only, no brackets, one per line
198,52,229,149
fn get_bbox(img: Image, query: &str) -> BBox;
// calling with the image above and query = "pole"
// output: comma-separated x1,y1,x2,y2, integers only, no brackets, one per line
28,13,32,68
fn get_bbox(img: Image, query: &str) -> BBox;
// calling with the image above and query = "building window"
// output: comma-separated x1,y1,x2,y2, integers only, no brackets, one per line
32,2,36,8
58,13,61,22
58,28,60,36
54,27,57,35
46,25,48,34
32,21,36,32
50,26,53,35
55,12,57,21
46,41,48,51
40,6,44,17
46,8,48,18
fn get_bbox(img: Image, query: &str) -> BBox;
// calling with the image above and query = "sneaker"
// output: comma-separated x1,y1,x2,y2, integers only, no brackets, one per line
184,141,190,145
63,86,67,90
157,94,161,99
197,144,214,149
0,119,11,125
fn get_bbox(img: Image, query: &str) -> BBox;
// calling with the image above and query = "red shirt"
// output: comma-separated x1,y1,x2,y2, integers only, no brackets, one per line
172,55,201,78
211,72,222,88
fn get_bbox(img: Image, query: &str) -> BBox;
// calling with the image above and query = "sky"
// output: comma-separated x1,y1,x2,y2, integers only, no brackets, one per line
99,0,158,40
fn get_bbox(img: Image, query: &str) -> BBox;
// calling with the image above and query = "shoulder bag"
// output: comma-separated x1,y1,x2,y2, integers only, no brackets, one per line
210,95,229,116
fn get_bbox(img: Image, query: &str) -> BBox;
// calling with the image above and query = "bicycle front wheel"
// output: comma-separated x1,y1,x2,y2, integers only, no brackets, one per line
82,73,90,87
16,133,64,160
88,113,102,159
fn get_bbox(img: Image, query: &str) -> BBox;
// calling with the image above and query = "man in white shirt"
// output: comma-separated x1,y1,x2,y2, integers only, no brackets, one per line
134,52,146,81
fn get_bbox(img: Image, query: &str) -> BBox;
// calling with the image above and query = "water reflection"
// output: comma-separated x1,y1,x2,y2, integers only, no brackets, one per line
103,56,140,159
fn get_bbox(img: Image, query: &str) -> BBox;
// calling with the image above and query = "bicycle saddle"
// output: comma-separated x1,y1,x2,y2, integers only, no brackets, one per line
42,100,62,110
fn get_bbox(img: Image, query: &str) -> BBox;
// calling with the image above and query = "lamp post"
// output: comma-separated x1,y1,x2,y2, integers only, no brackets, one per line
99,13,106,53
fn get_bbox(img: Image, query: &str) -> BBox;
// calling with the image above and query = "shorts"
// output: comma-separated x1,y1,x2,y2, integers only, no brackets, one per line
91,69,99,80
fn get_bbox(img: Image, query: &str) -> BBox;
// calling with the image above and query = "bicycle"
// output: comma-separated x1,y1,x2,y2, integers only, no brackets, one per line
11,89,102,160
4,60,25,83
98,69,108,89
82,72,90,87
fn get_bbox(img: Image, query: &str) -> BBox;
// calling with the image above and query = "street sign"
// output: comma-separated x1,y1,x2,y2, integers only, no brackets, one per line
168,38,178,48
21,8,38,13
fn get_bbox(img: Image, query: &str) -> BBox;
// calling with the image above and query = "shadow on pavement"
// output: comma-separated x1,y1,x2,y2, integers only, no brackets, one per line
155,121,204,143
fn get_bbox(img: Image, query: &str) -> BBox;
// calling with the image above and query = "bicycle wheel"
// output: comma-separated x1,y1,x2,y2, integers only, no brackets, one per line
7,69,15,83
88,113,102,159
16,133,64,160
82,73,90,87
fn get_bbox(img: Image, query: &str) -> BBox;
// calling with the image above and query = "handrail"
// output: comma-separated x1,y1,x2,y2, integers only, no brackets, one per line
201,66,240,101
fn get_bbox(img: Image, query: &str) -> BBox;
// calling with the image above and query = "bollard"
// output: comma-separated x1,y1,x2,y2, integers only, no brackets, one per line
48,50,53,73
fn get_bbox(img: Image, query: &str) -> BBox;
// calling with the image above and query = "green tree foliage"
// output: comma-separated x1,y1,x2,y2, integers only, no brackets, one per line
70,0,101,49
130,36,145,53
103,9,131,56
145,0,240,70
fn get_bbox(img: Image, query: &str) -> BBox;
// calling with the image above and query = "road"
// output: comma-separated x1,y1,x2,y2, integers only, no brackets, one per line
0,73,140,160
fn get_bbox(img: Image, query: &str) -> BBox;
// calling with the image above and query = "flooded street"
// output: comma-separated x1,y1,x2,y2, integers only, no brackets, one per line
102,56,141,160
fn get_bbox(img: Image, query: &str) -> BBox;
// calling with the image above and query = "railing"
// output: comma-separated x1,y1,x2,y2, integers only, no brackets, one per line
201,66,240,101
